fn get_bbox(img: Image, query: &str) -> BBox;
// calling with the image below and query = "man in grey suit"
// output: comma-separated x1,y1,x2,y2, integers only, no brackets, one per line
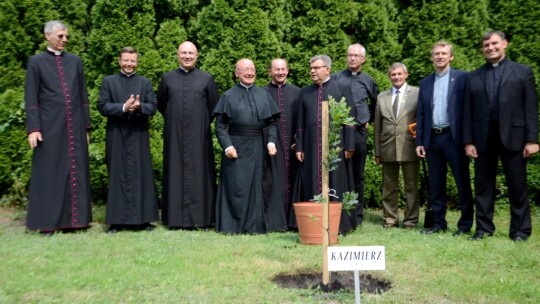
416,41,474,236
374,63,420,229
463,30,539,241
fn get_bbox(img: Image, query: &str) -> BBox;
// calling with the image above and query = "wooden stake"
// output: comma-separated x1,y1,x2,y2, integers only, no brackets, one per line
321,101,330,286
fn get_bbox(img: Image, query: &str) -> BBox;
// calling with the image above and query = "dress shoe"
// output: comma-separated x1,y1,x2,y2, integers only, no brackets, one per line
421,227,446,234
452,230,470,237
511,236,528,242
106,225,119,234
467,231,493,241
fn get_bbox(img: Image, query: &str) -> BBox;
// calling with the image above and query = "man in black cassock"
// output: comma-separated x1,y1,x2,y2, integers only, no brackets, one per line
25,21,92,235
332,43,379,226
213,58,287,234
263,58,301,229
157,41,219,229
98,47,159,233
295,54,358,234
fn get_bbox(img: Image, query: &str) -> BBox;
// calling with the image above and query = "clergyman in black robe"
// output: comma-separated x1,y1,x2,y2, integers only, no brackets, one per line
332,43,380,226
295,55,358,234
213,58,287,234
263,58,301,229
97,47,159,232
157,41,219,229
25,21,92,234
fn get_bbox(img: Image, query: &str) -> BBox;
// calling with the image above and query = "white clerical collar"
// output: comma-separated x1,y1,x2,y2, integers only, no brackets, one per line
272,80,287,86
321,77,331,84
180,66,195,73
349,69,361,76
47,47,62,56
121,71,136,78
240,82,253,89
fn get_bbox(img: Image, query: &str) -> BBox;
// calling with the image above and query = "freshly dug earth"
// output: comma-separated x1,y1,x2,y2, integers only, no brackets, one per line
272,271,391,294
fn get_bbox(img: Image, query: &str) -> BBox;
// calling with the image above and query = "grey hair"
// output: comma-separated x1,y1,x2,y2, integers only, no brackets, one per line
388,62,408,75
310,54,332,69
44,20,67,34
348,43,366,57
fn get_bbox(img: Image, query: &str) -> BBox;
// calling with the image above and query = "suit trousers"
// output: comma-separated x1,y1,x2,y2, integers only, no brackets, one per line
381,161,420,226
426,131,474,230
353,126,368,225
474,123,532,238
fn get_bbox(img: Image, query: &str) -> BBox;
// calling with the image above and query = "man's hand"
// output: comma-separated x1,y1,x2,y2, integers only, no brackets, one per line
374,156,381,165
523,143,539,158
267,143,277,156
416,146,426,158
465,144,478,158
225,147,238,159
344,150,354,160
124,94,135,112
28,131,42,148
296,151,304,162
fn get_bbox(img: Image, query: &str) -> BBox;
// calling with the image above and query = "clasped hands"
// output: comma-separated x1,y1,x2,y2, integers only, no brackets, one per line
124,94,141,112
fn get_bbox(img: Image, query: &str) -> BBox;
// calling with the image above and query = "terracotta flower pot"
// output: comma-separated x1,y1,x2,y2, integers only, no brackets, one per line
293,202,342,245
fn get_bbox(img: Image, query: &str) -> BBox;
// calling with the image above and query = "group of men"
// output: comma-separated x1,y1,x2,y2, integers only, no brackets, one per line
374,33,538,242
25,20,538,242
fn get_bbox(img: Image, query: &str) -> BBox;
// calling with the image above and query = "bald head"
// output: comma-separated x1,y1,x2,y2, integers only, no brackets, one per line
177,41,198,70
235,58,256,86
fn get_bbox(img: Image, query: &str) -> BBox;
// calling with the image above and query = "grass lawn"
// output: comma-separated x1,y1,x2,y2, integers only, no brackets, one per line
0,205,539,303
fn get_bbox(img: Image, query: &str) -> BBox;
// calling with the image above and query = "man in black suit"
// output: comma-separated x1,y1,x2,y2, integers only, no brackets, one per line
463,30,539,242
416,41,474,236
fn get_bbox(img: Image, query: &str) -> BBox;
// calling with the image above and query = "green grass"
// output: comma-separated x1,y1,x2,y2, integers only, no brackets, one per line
0,206,539,303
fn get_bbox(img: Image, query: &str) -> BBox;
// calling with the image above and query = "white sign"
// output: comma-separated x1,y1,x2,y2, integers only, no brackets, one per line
328,246,385,271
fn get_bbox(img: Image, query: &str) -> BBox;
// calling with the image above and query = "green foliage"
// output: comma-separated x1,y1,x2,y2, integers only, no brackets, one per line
325,96,356,172
0,0,539,209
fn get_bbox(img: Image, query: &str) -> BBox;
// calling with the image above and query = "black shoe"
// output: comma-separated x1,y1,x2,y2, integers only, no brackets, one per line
467,231,493,241
106,225,119,234
511,236,528,242
143,223,156,231
421,227,447,234
452,229,470,237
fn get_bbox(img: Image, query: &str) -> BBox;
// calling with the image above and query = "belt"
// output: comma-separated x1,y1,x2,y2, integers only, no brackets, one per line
229,125,263,136
432,126,450,135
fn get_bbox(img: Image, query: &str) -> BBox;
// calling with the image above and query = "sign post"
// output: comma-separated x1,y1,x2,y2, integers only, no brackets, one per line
327,246,386,304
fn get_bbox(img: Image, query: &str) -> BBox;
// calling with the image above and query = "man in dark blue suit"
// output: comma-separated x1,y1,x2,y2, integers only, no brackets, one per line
464,30,538,242
416,41,474,236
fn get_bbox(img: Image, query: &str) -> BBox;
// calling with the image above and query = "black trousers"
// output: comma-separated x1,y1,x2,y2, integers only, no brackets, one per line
474,123,532,238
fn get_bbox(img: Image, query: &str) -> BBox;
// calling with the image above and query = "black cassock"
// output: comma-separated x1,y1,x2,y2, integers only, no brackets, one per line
98,73,159,225
24,50,92,231
263,82,301,228
295,79,358,233
213,84,287,234
157,68,219,228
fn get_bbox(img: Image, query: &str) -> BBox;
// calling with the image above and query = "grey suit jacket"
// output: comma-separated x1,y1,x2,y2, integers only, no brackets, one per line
374,84,420,162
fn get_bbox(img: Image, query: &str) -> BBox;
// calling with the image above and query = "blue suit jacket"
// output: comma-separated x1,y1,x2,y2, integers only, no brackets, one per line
416,68,467,148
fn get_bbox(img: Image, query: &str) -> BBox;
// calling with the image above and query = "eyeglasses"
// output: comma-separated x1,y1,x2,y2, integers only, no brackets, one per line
237,67,256,72
347,54,363,58
57,34,69,39
310,66,327,71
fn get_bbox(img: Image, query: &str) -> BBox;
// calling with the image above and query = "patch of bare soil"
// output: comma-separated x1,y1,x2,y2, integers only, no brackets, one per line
272,271,391,294
0,207,25,228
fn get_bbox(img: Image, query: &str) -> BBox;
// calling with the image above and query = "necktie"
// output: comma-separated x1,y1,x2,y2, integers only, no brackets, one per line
393,90,400,117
